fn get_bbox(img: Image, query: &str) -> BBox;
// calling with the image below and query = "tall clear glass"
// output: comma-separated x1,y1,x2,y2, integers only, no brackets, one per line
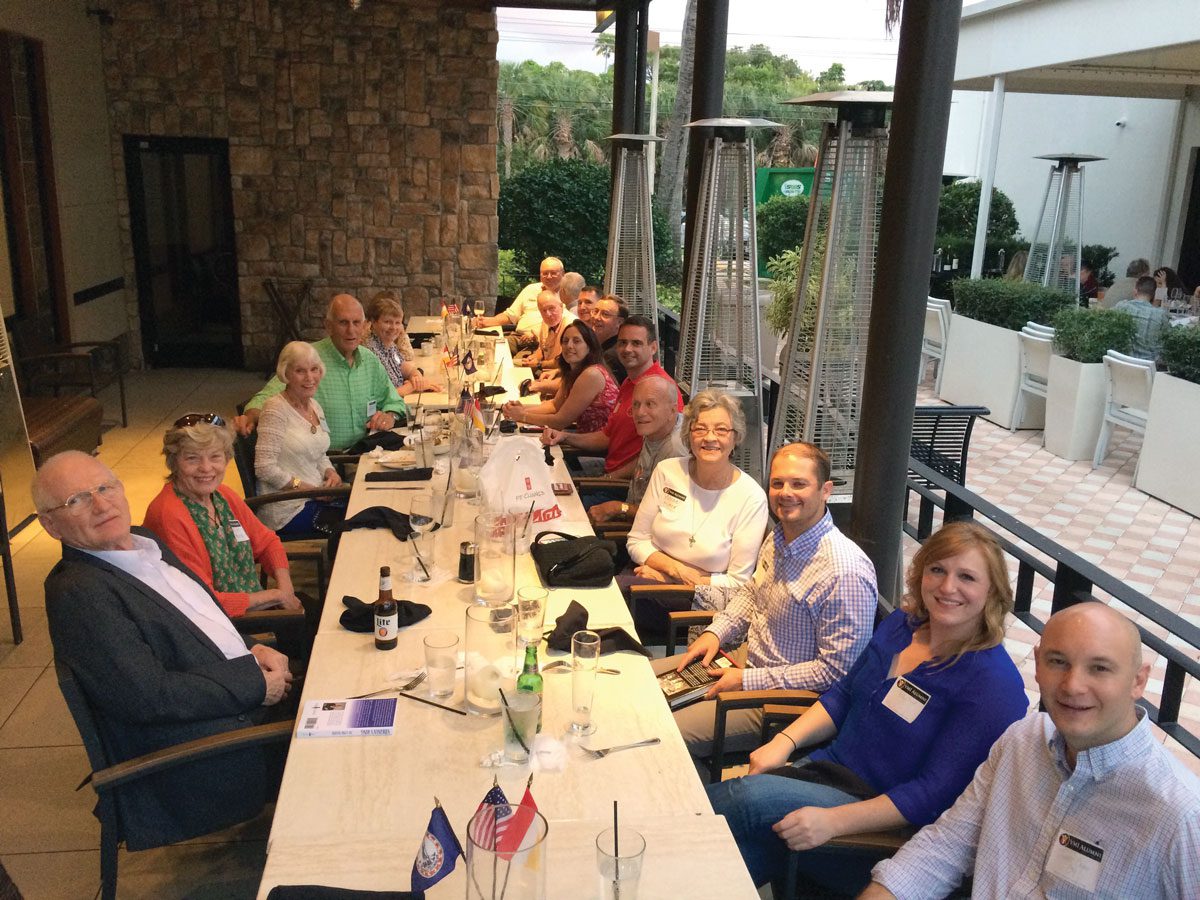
464,604,516,715
570,630,601,736
516,586,548,647
474,513,515,605
466,804,548,899
596,827,646,899
453,429,483,500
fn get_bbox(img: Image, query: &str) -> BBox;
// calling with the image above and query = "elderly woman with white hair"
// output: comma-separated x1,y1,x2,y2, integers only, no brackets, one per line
143,413,301,617
254,340,344,533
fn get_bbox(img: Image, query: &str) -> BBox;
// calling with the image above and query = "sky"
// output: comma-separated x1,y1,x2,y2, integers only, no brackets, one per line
496,0,900,85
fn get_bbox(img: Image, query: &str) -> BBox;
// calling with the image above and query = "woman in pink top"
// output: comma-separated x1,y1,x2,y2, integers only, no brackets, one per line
502,319,617,433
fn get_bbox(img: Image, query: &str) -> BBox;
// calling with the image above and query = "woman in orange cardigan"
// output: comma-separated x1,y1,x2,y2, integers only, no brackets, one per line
143,414,301,618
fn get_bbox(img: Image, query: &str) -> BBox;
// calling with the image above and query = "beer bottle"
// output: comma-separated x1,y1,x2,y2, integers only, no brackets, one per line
516,643,543,731
373,566,398,651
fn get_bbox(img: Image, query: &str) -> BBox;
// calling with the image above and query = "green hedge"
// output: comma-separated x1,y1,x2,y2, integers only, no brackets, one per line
1051,307,1135,364
1162,325,1200,385
951,278,1075,332
756,195,809,264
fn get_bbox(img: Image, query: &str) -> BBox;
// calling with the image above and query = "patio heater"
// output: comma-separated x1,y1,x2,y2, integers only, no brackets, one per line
1023,153,1105,297
604,134,663,333
677,117,780,483
769,92,893,495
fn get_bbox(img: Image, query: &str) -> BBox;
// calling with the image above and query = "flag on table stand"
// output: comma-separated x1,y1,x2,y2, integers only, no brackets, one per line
470,397,485,433
461,349,477,375
440,300,448,319
441,345,458,367
468,783,514,851
411,798,463,891
495,780,539,861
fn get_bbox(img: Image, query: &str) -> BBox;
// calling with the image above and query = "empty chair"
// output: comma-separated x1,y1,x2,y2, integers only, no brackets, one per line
921,297,952,393
1092,350,1156,471
1011,324,1054,436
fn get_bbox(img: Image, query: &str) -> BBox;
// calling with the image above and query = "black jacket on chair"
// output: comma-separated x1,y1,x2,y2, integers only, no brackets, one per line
45,527,275,850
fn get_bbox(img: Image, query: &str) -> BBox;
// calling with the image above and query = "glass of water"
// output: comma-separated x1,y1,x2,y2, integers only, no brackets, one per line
596,827,645,899
517,587,548,648
408,490,436,583
570,630,601,737
423,632,459,699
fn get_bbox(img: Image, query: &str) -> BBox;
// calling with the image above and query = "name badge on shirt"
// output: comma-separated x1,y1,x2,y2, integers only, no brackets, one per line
367,399,378,418
1045,832,1103,893
229,520,251,543
661,486,686,513
319,414,330,434
881,677,930,724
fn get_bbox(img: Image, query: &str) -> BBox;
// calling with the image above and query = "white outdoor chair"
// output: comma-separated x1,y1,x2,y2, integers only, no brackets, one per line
1023,321,1055,338
1011,325,1054,436
921,297,952,393
1092,350,1156,471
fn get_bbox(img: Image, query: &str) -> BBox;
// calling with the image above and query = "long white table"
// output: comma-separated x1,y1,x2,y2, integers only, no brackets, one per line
259,338,756,897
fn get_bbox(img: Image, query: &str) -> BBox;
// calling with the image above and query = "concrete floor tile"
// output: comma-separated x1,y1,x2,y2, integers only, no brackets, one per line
0,609,53,669
0,746,99,854
3,850,100,900
0,667,41,729
113,838,267,900
0,667,81,748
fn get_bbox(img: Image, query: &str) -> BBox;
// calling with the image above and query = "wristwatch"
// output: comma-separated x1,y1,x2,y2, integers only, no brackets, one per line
620,502,630,518
290,477,301,490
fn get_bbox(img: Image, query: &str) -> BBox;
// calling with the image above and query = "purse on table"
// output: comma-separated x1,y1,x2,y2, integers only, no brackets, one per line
530,531,617,588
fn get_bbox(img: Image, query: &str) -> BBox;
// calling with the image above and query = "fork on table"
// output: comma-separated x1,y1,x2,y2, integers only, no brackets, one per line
582,737,661,759
348,670,427,700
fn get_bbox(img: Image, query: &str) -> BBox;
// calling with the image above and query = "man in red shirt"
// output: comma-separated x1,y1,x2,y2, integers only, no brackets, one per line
542,315,683,487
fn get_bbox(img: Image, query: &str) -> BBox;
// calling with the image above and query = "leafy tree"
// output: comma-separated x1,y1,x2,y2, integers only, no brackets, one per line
936,180,1019,241
817,63,846,91
856,79,888,91
499,159,611,284
757,195,810,263
594,33,615,71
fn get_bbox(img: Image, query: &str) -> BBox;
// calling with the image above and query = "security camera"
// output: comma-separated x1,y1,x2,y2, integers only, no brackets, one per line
1115,118,1127,128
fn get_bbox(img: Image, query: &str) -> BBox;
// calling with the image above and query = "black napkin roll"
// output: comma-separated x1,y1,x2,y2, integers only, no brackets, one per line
543,600,650,658
364,468,433,482
344,431,407,454
266,887,424,900
339,594,431,633
332,506,414,541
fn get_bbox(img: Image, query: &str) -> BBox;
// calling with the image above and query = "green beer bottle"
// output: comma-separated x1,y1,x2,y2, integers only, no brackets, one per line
516,643,543,731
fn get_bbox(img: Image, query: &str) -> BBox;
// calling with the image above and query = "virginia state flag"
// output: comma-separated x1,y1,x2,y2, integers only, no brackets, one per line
461,349,477,375
411,802,462,891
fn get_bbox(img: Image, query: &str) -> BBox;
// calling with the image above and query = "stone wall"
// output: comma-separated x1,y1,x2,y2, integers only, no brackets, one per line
99,0,498,368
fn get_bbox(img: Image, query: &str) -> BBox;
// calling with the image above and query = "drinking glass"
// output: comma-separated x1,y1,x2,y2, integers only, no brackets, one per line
473,299,486,319
466,804,548,899
596,827,646,900
570,630,601,736
408,490,436,583
474,513,515,605
423,632,459,699
501,690,541,764
453,431,483,500
517,587,548,647
464,604,516,715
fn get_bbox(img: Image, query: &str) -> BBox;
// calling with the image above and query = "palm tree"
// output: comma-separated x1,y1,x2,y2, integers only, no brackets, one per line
594,33,615,72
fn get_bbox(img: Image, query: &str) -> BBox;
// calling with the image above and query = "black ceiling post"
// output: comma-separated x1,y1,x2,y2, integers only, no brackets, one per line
633,0,650,133
612,2,637,136
849,0,965,602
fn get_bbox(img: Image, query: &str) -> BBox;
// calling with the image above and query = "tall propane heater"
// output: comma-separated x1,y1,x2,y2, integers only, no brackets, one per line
769,92,892,496
677,117,779,482
1023,153,1104,298
604,134,663,332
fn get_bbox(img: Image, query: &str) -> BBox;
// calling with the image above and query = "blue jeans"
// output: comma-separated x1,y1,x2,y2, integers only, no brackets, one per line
707,772,859,888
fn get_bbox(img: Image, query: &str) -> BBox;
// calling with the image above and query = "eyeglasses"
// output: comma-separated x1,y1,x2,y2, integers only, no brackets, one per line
690,424,735,438
595,309,621,320
173,413,226,429
41,479,124,516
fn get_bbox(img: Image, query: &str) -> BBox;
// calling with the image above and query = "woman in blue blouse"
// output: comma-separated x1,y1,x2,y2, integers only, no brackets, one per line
708,520,1029,889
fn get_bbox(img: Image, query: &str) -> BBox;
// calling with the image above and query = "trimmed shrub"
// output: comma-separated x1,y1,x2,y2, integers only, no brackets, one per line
1081,244,1118,288
1051,307,1136,364
497,249,523,301
951,278,1075,332
1162,325,1200,385
936,181,1020,241
756,194,809,264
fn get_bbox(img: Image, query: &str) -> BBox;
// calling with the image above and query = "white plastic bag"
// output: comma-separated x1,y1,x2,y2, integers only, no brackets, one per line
477,435,563,534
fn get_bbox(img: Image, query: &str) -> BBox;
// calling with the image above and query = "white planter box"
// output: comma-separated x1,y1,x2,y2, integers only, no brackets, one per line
1044,355,1106,460
1136,373,1200,516
938,314,1043,430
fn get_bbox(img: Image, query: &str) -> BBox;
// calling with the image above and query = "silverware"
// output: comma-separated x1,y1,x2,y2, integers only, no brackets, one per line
542,660,620,675
583,737,661,759
347,670,426,700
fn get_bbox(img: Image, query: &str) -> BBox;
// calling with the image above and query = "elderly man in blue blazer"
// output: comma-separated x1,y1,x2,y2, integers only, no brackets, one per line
36,451,293,850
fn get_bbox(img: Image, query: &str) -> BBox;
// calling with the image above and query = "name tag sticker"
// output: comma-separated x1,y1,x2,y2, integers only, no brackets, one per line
367,399,378,418
229,521,251,543
881,677,930,724
319,415,330,433
1045,832,1103,892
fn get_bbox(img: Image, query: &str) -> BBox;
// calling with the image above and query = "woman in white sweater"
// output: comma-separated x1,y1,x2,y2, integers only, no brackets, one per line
254,341,343,532
624,388,769,636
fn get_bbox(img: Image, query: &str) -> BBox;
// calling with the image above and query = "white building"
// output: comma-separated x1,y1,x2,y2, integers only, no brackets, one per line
944,0,1200,284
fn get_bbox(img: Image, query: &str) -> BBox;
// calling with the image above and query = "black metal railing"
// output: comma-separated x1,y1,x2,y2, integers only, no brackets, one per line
906,458,1200,761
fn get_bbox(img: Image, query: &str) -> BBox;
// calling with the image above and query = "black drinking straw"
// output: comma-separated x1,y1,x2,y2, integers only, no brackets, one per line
613,800,621,894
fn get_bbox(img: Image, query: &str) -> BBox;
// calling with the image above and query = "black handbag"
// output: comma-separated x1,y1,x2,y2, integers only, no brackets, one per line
530,531,617,587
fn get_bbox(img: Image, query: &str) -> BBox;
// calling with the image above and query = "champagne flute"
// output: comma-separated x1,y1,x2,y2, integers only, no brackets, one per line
408,490,437,582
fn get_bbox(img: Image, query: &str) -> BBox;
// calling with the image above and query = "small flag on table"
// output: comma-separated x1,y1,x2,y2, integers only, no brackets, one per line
446,301,460,314
470,396,485,432
468,783,514,851
440,300,448,318
411,799,463,890
496,783,540,861
441,345,458,367
461,349,477,375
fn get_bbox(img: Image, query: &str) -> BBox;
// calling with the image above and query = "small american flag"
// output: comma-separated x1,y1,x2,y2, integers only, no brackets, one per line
468,784,514,850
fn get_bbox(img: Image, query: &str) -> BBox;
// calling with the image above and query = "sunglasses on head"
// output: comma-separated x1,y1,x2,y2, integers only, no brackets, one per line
173,413,226,429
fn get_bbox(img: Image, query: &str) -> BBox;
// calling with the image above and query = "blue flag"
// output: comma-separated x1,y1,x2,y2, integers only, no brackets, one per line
461,349,477,375
411,804,462,891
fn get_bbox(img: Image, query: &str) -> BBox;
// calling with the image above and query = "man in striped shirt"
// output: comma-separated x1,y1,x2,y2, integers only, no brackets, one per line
653,442,877,769
865,602,1200,900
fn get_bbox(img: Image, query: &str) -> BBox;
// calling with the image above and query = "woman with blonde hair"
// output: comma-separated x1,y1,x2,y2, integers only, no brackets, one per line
708,520,1027,891
364,291,426,395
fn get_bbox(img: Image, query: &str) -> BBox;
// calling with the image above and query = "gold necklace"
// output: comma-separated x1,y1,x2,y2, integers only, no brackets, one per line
286,393,318,434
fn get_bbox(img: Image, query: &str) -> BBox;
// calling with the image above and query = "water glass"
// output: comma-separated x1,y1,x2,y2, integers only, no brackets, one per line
423,632,458,699
407,490,436,583
464,604,516,715
517,587,548,647
453,432,483,499
466,804,548,899
501,690,541,764
474,513,516,605
596,827,646,899
570,630,601,736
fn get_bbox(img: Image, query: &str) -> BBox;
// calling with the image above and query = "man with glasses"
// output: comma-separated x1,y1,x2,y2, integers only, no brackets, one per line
591,295,630,382
37,451,293,848
234,293,406,449
473,256,564,352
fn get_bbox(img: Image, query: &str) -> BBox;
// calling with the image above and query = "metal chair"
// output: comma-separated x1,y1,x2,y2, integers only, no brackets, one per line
0,476,21,645
1092,350,1155,472
920,297,951,394
12,325,130,428
1010,325,1054,436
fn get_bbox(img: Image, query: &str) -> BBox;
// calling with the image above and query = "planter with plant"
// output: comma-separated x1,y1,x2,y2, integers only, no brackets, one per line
1044,308,1135,460
1137,324,1200,515
938,279,1075,429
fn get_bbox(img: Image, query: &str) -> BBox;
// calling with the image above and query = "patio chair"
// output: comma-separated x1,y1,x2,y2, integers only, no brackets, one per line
12,325,130,428
1092,350,1155,472
920,297,951,394
1010,325,1054,436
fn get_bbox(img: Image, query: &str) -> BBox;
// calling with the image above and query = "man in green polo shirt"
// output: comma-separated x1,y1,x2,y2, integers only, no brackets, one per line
234,294,407,450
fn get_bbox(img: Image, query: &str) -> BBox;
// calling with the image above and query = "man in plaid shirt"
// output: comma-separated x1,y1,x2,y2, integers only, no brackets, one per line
864,603,1200,900
653,442,877,770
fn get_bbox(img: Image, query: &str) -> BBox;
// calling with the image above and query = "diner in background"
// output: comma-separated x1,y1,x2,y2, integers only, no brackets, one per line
1154,265,1189,307
363,291,427,396
1101,257,1149,309
473,255,564,352
501,319,617,433
253,341,344,533
514,289,576,381
623,388,770,636
707,520,1028,892
1114,275,1171,362
591,294,630,382
143,414,301,618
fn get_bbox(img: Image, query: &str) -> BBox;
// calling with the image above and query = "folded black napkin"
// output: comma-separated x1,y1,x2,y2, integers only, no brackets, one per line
364,467,433,483
345,430,407,454
339,594,431,633
266,887,424,900
544,599,651,658
332,506,413,541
